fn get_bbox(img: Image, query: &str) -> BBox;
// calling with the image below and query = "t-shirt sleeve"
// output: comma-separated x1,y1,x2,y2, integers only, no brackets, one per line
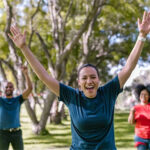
18,95,24,104
58,82,76,106
101,75,123,104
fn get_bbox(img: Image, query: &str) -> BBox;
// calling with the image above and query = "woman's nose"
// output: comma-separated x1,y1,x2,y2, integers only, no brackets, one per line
87,78,92,83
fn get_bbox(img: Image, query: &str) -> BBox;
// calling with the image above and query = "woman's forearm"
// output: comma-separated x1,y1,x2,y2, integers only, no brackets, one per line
128,109,135,124
125,33,145,73
119,33,145,88
21,45,60,96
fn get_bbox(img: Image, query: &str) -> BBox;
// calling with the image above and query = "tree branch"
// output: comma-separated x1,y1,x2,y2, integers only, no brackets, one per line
0,58,18,88
0,60,7,81
35,31,56,77
28,0,42,48
3,0,19,62
59,0,106,63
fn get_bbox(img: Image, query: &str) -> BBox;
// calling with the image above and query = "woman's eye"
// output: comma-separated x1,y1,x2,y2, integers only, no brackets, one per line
81,77,87,80
91,76,96,78
82,78,86,80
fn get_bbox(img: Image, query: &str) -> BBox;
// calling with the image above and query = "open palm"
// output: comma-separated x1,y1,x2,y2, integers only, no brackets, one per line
9,26,27,49
138,11,150,36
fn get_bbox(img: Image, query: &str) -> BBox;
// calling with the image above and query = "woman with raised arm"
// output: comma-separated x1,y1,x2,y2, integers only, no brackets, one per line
128,84,150,150
9,11,150,150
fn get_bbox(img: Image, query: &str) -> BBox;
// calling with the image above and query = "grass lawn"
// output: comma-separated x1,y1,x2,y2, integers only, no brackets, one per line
9,106,136,150
114,110,136,150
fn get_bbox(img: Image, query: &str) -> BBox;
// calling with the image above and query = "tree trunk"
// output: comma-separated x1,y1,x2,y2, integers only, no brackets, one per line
50,99,61,124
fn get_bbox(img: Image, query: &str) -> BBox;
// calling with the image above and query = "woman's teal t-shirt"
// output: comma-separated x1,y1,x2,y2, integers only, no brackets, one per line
59,76,123,150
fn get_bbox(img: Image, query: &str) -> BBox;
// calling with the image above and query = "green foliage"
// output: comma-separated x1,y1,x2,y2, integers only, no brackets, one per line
0,12,10,59
0,1,4,8
1,0,150,87
87,0,149,81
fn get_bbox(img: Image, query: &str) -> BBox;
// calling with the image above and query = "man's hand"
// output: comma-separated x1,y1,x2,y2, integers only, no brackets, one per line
21,65,33,99
21,65,28,75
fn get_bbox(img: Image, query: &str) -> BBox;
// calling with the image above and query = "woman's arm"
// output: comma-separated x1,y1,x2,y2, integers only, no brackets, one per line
8,26,60,96
118,11,150,88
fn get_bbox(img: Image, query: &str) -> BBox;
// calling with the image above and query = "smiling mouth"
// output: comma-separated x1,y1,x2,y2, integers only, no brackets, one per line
85,85,94,88
85,87,95,93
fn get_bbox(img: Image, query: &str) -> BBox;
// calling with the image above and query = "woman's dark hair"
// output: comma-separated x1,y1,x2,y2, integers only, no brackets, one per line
134,84,150,102
77,64,99,78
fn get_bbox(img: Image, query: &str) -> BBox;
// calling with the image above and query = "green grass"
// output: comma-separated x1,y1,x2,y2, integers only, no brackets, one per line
114,110,136,150
9,107,136,150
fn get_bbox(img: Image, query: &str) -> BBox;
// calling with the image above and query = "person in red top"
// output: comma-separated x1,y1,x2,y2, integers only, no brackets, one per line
128,84,150,150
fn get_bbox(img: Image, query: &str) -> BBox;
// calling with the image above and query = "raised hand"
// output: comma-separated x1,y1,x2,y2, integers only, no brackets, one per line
8,26,27,49
21,65,28,75
138,11,150,36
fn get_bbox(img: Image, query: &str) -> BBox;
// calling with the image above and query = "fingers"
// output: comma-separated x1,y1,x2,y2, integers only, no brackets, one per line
148,11,150,21
142,11,150,22
142,11,147,22
8,33,14,41
8,26,26,41
10,26,18,36
9,25,22,40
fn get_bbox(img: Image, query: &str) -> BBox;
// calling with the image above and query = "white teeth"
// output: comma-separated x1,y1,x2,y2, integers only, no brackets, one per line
86,86,94,88
88,86,93,88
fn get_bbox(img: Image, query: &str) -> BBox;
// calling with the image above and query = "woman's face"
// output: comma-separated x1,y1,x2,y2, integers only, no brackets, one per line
140,89,150,105
78,66,100,98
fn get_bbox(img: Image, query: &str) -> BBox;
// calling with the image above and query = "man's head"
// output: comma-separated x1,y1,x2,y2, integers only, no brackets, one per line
5,82,14,98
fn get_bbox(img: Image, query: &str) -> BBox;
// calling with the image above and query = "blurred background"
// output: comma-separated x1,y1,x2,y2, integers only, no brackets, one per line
0,0,150,149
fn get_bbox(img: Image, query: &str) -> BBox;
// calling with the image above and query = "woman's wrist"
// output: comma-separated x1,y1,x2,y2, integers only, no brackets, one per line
139,32,147,38
20,44,28,50
137,33,147,42
137,36,146,42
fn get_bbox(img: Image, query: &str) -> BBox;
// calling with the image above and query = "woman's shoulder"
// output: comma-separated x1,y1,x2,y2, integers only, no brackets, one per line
134,104,147,110
60,82,76,91
134,104,141,108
